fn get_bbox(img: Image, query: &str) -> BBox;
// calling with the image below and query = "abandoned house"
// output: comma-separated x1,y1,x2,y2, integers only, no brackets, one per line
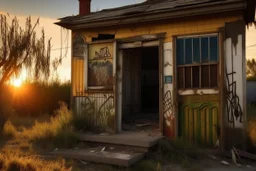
56,0,256,149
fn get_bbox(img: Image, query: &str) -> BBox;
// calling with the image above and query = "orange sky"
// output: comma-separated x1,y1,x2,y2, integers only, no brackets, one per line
0,11,71,82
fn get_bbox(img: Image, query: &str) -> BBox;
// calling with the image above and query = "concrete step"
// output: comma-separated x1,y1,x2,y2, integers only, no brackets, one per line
78,132,163,149
50,148,145,167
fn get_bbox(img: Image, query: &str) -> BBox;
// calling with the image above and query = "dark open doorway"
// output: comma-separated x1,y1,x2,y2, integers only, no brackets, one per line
122,46,159,132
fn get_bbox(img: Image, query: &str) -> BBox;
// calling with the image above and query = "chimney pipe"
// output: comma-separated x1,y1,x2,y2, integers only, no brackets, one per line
79,0,91,16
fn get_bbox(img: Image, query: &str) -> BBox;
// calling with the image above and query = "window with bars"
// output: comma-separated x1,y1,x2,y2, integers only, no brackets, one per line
176,35,218,89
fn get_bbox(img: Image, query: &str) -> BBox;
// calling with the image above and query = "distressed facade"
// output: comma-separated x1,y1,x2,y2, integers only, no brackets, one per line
56,0,256,148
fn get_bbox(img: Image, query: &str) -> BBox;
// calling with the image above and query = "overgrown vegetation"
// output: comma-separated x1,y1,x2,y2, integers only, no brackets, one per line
12,80,70,116
247,58,256,78
2,102,78,149
0,102,79,170
0,149,70,171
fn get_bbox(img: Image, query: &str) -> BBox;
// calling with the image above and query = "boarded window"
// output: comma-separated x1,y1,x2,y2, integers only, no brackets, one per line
176,35,218,89
88,43,113,88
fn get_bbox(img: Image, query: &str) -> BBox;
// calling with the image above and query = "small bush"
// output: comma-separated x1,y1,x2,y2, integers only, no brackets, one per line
2,120,17,138
20,102,78,148
0,149,70,171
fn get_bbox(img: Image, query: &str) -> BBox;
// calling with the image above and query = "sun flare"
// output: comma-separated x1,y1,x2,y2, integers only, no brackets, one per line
13,78,22,87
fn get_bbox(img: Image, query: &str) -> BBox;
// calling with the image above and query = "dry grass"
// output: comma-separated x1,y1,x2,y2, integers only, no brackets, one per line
2,120,18,138
17,102,78,149
2,102,78,150
9,114,50,129
20,103,72,139
0,149,71,171
0,103,80,170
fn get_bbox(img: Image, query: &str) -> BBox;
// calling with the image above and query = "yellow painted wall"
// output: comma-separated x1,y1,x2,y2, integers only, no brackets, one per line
72,58,84,96
72,12,243,96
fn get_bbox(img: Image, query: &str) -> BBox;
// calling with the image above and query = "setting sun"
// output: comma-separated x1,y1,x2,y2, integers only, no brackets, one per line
13,78,22,87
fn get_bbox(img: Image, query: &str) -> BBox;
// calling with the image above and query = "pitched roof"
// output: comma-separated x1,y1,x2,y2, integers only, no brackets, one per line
56,0,250,30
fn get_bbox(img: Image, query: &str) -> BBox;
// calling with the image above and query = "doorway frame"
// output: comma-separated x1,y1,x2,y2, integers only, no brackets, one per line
114,33,166,134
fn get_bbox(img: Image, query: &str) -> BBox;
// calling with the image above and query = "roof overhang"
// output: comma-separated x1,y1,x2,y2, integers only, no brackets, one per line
55,0,251,30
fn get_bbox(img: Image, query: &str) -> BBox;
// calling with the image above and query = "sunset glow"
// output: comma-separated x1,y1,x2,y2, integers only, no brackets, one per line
13,78,22,87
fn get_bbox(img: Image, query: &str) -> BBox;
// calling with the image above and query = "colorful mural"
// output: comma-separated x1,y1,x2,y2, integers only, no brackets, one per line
88,43,113,87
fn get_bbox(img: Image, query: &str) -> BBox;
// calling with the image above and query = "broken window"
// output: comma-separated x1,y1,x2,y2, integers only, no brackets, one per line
92,34,115,41
176,35,218,89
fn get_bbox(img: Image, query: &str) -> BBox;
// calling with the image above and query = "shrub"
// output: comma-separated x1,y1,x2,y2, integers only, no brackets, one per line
2,120,17,138
0,149,70,171
12,80,71,117
20,102,78,149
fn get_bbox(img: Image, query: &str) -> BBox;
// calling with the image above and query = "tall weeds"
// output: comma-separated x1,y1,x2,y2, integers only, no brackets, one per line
12,80,71,117
19,102,78,148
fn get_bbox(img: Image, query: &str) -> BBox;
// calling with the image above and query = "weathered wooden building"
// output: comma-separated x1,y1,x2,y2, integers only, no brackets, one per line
56,0,256,148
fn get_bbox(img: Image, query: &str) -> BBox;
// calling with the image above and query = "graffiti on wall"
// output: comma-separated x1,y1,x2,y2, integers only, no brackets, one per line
95,47,111,59
79,94,115,133
88,44,113,87
225,20,244,128
163,90,175,136
88,60,113,86
73,34,87,58
226,60,243,128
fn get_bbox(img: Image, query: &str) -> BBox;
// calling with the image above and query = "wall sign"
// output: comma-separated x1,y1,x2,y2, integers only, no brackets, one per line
165,75,172,84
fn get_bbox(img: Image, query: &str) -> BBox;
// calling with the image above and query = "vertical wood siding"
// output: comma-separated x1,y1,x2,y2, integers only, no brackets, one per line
179,101,219,145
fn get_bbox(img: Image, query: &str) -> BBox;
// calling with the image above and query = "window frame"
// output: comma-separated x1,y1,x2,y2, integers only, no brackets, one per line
176,33,219,91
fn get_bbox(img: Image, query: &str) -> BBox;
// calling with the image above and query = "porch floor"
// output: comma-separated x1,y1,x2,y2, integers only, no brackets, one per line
78,131,163,148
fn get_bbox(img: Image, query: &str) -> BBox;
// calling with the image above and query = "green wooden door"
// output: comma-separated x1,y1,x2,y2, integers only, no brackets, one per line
179,95,219,145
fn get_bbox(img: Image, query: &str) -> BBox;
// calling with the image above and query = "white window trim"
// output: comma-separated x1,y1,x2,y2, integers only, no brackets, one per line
178,89,220,96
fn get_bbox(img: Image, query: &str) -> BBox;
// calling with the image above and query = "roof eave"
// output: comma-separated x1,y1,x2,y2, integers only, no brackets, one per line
55,0,247,30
